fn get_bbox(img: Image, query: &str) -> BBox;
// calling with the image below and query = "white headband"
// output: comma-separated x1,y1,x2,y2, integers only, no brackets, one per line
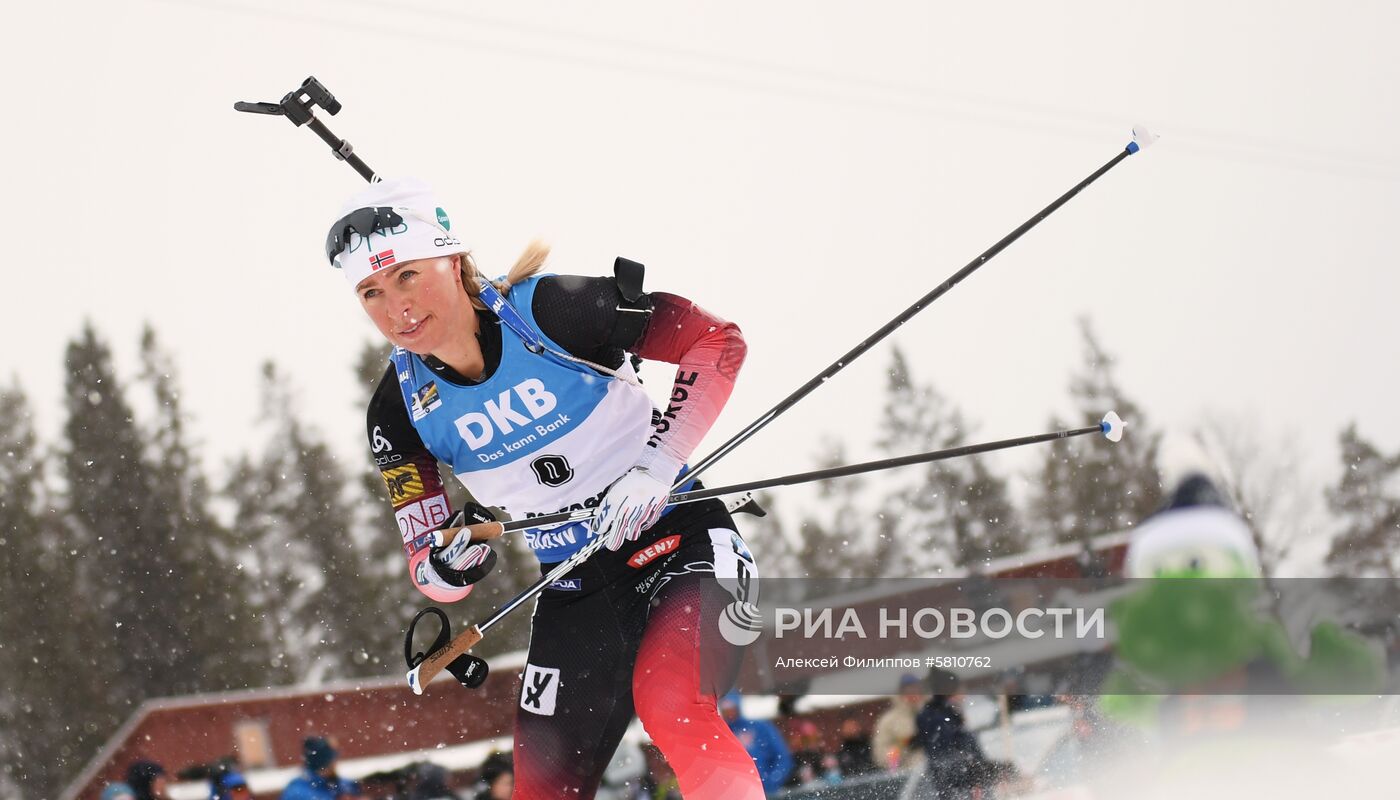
329,177,470,286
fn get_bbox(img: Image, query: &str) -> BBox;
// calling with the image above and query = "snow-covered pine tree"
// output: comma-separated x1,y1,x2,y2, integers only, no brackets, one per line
955,456,1023,569
135,327,268,689
1325,424,1400,577
0,381,95,800
61,325,205,702
797,439,877,580
737,490,804,581
347,342,429,672
225,362,394,683
1031,319,1161,547
1028,417,1077,549
874,346,1021,572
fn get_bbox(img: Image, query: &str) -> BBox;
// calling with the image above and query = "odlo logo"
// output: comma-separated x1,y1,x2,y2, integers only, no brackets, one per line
371,426,391,453
628,535,681,569
531,454,573,487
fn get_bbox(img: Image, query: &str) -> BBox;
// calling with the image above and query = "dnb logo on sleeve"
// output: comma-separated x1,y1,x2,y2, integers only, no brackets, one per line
521,664,561,716
530,454,574,487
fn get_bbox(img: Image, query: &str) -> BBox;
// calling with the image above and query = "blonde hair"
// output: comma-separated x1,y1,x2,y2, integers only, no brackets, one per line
460,240,550,310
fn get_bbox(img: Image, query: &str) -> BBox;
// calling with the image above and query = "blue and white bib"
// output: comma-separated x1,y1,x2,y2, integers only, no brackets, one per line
391,275,655,562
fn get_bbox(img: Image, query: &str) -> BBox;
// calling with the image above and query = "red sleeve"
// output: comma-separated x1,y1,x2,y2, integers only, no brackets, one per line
631,292,747,479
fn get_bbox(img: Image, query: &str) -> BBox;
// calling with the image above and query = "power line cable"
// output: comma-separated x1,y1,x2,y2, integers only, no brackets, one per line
167,0,1400,182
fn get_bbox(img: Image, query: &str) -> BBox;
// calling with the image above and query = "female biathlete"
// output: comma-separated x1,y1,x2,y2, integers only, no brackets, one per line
331,177,764,798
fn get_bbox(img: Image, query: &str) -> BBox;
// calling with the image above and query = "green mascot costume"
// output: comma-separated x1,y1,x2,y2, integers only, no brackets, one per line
1102,473,1384,728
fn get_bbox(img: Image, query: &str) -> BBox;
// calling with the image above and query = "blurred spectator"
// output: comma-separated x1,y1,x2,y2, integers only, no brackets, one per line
100,783,136,800
597,737,647,800
281,736,362,800
776,693,802,718
872,674,926,770
784,719,826,788
638,747,681,800
719,692,792,794
1038,694,1142,787
914,690,1015,799
126,760,169,800
472,751,512,800
410,763,457,800
835,718,876,777
210,769,252,800
1008,694,1058,712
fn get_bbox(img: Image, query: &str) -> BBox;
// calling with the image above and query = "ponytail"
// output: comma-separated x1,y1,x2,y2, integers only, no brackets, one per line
461,240,550,311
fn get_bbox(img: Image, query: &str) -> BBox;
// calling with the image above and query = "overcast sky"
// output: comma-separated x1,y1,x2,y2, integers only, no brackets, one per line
6,1,1398,557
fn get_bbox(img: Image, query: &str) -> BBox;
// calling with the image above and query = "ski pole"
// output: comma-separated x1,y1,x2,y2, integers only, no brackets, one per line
232,81,1152,687
237,76,1152,493
406,412,1124,693
421,127,1158,596
680,127,1157,489
451,412,1124,543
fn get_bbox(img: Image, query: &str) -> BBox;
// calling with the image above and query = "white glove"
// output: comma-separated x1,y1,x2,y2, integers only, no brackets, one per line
429,507,496,586
593,467,673,551
433,535,493,572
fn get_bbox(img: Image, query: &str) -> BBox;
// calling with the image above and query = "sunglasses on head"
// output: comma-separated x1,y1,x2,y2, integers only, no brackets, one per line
325,206,405,266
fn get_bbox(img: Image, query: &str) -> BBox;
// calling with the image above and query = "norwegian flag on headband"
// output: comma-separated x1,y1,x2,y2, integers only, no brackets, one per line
370,249,397,271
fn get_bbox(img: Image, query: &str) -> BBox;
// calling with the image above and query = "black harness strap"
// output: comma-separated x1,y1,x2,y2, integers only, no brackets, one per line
610,256,653,348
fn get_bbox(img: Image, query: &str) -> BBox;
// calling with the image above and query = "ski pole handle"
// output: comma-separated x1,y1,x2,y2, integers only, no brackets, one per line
432,520,505,547
409,417,1121,691
406,624,482,695
408,492,757,691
